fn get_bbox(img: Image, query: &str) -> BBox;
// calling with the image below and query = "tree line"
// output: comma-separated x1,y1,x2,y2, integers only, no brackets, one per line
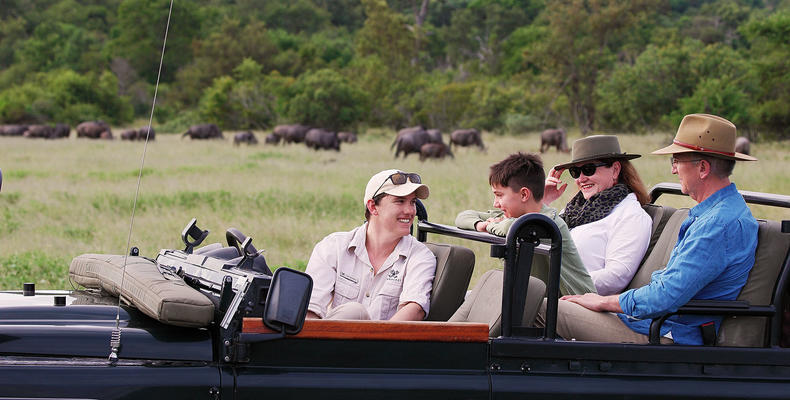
0,0,788,138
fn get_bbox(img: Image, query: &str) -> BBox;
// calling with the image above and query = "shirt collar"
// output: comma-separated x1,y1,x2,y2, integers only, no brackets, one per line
347,223,411,260
689,183,738,218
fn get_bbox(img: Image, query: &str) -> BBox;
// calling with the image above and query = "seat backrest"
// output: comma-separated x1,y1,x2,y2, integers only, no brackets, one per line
424,243,475,321
640,204,677,268
718,220,790,347
448,270,546,337
627,208,689,290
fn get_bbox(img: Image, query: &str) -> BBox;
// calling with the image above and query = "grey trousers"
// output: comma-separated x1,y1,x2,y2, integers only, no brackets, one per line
536,299,673,344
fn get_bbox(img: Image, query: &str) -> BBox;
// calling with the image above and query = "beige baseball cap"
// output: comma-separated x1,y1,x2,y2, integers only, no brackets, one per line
363,169,429,206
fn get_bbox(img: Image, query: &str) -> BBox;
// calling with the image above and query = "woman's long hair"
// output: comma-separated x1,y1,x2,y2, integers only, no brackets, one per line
610,159,650,205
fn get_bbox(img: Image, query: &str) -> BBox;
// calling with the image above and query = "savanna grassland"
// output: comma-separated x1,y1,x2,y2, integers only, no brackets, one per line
1,131,789,290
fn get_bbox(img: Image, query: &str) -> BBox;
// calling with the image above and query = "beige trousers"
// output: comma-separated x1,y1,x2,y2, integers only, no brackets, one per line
325,301,371,320
536,299,673,344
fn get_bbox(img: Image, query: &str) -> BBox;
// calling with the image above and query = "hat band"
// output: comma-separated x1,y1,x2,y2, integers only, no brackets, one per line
672,139,735,157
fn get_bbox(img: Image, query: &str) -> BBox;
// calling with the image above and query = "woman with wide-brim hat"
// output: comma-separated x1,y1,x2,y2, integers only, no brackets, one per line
543,135,652,296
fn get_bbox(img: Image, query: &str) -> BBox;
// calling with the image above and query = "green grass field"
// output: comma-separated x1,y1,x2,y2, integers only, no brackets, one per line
1,130,788,290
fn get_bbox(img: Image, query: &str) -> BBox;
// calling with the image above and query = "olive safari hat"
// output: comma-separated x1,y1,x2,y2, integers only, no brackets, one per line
554,135,640,170
652,113,757,161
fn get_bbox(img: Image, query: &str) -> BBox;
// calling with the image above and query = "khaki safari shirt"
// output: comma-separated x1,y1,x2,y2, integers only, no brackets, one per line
305,223,437,320
455,204,597,296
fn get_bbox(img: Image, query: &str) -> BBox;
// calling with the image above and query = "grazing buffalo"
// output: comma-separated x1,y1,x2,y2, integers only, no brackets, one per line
735,136,751,155
392,126,431,159
121,126,155,141
23,125,55,139
53,123,70,139
120,129,138,140
234,131,258,146
426,129,443,144
275,124,310,144
305,129,340,151
338,131,358,143
420,142,453,161
264,133,280,145
77,121,112,139
182,124,223,140
540,128,569,153
0,124,28,136
450,128,485,151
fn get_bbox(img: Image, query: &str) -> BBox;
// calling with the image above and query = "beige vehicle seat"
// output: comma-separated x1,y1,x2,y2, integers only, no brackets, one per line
424,243,476,321
449,269,546,337
717,219,790,347
627,208,689,289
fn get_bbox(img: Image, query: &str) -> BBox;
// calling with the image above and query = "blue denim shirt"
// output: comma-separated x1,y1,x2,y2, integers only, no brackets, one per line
618,184,758,345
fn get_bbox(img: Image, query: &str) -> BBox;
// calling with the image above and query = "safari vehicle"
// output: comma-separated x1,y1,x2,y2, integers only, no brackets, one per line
1,183,789,399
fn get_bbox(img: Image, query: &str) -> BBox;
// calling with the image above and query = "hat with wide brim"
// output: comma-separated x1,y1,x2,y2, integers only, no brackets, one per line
652,113,757,161
554,135,641,170
363,169,429,206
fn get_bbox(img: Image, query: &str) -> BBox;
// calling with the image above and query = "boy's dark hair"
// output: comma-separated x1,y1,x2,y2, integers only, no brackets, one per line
488,152,545,201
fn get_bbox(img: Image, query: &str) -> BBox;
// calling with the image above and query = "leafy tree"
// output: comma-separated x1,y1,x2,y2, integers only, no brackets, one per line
108,0,201,83
284,68,368,131
262,0,331,34
356,0,416,80
198,59,279,129
742,9,790,137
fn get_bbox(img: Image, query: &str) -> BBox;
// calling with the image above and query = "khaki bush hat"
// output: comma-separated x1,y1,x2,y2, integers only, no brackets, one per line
363,169,429,206
554,135,640,170
652,113,757,161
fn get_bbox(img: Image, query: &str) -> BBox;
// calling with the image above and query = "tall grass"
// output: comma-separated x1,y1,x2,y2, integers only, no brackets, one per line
1,132,788,289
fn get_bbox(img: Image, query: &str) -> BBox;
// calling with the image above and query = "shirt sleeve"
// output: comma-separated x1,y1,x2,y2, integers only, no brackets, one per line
304,235,339,319
590,203,652,295
486,217,515,237
456,209,500,230
398,243,437,319
619,214,731,319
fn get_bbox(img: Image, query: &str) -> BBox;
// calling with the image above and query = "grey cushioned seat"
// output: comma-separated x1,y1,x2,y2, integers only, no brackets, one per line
639,204,677,270
627,208,689,290
449,270,546,337
424,243,475,321
718,220,790,347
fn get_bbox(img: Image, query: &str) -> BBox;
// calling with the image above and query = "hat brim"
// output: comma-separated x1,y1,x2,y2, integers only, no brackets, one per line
651,143,757,161
554,153,641,171
380,182,430,200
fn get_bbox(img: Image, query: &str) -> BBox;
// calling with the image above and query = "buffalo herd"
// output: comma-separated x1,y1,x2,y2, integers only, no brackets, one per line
391,126,487,161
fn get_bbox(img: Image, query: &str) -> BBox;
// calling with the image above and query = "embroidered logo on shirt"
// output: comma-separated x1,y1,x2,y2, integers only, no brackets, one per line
386,269,401,282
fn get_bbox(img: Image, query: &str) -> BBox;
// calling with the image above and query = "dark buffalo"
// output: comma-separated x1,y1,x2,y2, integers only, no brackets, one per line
264,133,280,145
0,124,28,136
450,129,484,151
540,128,569,153
735,136,751,155
392,126,431,159
77,121,112,139
182,124,223,140
275,124,310,144
234,131,258,146
137,126,156,141
338,131,358,143
23,125,55,139
53,123,70,139
305,129,340,151
120,129,138,140
420,142,453,161
426,129,443,144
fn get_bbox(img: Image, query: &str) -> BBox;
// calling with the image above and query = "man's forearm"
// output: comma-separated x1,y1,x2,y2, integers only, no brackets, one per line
389,302,425,321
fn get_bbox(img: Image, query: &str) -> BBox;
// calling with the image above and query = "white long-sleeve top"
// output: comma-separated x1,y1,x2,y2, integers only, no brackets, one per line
568,193,652,295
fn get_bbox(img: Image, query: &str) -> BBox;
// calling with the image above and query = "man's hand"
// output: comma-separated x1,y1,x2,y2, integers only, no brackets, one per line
306,310,320,319
389,302,425,321
561,293,623,313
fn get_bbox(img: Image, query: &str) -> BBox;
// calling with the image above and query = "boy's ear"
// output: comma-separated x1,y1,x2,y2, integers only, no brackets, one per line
519,187,532,202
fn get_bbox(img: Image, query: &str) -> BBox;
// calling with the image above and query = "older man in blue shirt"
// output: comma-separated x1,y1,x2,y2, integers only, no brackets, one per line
545,114,758,345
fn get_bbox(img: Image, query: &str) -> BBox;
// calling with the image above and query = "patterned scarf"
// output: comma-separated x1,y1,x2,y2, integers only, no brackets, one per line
561,183,630,229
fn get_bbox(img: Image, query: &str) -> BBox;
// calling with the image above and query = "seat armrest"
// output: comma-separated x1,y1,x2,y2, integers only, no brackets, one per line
648,300,778,344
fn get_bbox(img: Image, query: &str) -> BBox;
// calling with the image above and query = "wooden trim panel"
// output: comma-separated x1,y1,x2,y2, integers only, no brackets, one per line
242,318,490,343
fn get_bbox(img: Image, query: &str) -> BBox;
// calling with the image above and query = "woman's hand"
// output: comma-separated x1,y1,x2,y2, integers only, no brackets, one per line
543,168,568,205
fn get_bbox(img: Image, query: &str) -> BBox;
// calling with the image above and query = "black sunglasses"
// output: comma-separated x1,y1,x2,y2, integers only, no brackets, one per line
372,172,421,198
568,162,612,179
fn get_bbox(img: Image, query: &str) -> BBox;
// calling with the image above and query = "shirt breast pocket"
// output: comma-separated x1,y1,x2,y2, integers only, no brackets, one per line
376,282,402,320
335,280,360,305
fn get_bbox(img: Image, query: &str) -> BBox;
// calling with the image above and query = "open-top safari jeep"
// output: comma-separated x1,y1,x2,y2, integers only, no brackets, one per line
1,183,789,399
